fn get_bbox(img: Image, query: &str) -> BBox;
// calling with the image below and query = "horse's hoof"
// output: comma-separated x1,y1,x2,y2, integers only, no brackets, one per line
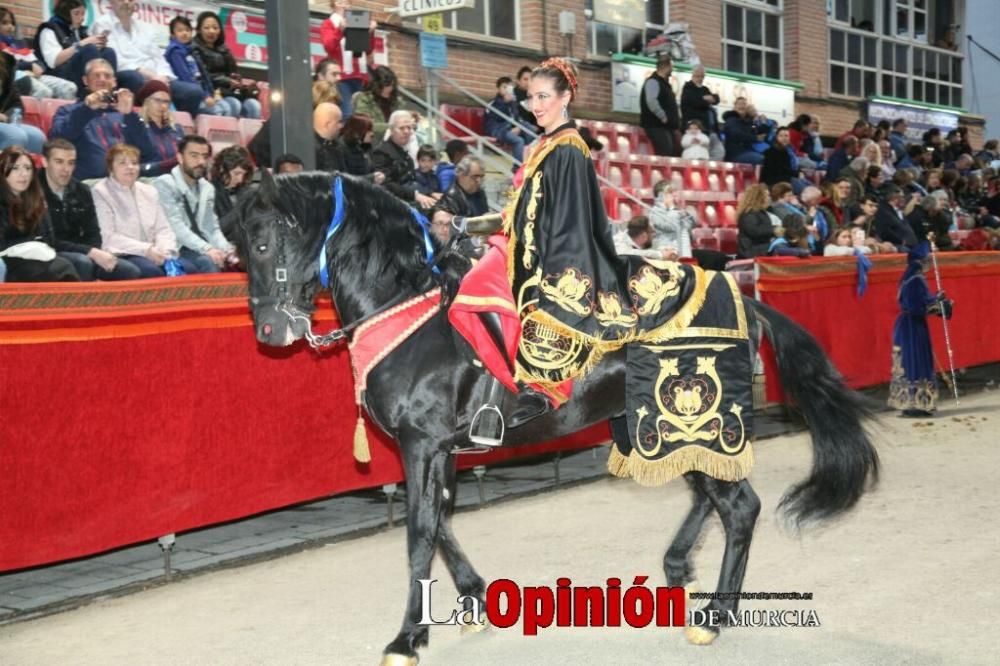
685,625,719,646
460,618,491,635
380,653,418,666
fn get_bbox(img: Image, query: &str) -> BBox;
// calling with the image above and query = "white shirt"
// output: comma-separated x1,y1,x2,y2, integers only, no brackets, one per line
38,27,81,69
91,13,174,79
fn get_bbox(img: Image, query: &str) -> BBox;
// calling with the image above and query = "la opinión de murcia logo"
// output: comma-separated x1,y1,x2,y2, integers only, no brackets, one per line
418,577,819,634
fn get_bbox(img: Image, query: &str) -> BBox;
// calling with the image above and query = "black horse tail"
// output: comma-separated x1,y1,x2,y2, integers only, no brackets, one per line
746,299,880,527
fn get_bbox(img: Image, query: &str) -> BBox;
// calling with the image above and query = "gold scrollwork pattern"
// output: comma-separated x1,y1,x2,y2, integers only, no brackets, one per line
595,291,638,328
629,263,683,316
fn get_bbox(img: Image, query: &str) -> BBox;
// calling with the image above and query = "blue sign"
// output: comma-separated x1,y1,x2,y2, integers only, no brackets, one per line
867,100,960,143
420,33,448,69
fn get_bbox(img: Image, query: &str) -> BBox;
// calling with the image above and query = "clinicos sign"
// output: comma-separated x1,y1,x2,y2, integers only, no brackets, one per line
398,0,476,19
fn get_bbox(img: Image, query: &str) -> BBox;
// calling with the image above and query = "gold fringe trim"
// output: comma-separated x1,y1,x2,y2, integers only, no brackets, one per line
607,442,755,487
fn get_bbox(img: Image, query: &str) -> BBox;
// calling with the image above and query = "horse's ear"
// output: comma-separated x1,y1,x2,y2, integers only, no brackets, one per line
259,168,278,207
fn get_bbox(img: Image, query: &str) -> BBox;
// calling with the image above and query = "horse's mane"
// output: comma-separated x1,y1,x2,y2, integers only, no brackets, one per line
230,171,470,306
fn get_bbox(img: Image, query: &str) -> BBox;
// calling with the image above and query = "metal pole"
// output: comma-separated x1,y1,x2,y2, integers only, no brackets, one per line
928,241,960,405
265,0,315,170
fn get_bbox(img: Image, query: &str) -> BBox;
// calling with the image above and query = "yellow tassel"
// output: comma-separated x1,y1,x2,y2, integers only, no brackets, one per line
353,415,371,464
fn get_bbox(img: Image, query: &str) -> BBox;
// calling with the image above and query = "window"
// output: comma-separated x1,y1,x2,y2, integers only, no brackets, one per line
828,0,963,107
585,0,669,57
722,1,783,79
442,0,519,41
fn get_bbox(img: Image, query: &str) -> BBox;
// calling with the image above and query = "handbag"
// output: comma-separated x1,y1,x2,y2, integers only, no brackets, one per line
0,240,56,261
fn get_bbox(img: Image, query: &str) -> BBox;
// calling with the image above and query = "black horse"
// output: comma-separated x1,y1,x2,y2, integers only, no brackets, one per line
225,171,878,664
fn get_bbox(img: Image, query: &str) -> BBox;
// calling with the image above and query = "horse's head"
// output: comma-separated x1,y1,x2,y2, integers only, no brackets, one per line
224,170,327,346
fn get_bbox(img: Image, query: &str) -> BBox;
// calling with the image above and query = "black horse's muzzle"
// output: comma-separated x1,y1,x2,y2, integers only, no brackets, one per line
250,298,314,347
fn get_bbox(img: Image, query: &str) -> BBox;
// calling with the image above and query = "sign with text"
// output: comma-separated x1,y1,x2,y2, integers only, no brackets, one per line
398,0,475,19
611,61,796,123
593,0,646,31
423,13,444,34
419,32,448,69
867,100,960,142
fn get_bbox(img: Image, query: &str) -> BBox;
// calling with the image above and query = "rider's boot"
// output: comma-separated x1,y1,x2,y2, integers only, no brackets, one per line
467,312,551,447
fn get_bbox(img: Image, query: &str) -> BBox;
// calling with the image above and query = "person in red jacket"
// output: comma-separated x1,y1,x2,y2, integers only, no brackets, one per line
320,0,377,118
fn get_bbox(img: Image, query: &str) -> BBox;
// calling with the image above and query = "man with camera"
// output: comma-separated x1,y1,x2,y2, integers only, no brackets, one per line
48,58,155,181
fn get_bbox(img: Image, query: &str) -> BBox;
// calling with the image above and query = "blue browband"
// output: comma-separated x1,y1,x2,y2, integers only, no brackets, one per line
319,175,439,289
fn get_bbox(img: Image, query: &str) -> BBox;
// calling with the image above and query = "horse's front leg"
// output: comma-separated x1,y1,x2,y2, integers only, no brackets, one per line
437,454,487,633
382,441,451,665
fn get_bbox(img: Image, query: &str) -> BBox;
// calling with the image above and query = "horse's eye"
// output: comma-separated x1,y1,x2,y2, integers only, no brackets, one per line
256,244,268,254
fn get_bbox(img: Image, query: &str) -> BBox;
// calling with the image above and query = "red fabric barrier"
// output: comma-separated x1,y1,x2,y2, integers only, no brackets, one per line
0,276,608,572
756,253,1000,401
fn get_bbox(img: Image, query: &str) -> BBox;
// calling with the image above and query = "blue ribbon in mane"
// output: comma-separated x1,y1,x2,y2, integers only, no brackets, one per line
319,176,439,289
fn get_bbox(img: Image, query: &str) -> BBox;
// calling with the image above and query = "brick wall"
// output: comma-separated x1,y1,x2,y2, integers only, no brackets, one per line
8,0,44,35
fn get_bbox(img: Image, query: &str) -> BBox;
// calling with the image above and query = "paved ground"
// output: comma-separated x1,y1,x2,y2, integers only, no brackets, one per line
2,387,997,665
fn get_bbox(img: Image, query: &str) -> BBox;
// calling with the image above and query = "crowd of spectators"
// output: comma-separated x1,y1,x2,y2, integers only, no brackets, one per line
1,0,998,285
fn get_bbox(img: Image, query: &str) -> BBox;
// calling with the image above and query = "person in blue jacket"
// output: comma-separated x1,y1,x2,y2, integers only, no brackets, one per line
163,16,228,117
484,76,526,165
48,58,154,181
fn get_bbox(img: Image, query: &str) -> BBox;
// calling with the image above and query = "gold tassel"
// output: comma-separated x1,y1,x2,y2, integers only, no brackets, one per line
353,414,371,464
606,444,754,486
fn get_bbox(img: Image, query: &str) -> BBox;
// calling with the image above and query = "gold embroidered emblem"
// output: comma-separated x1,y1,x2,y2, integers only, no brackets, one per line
634,354,747,457
518,309,586,372
539,268,593,316
629,263,683,316
594,291,638,328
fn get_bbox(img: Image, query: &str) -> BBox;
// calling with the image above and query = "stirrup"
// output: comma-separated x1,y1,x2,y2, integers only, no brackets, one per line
468,403,505,447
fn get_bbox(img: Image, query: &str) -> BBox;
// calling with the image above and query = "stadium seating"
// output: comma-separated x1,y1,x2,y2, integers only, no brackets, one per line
239,118,264,147
40,98,73,135
21,96,43,133
175,111,195,136
195,115,241,154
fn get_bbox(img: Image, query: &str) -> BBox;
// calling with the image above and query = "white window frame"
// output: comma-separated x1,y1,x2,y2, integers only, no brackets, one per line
827,0,965,108
721,0,784,80
584,1,670,58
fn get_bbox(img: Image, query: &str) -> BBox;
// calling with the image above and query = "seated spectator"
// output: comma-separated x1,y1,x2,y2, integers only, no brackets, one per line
768,215,812,257
615,215,672,260
974,139,998,167
135,80,184,177
354,65,401,144
154,135,234,273
341,113,385,185
908,191,954,250
874,185,918,251
747,104,777,150
888,118,909,163
275,153,304,174
878,139,896,180
736,183,775,258
0,8,76,100
485,76,526,165
48,59,153,180
40,138,140,280
820,179,852,228
414,144,442,196
760,126,799,188
164,16,227,117
942,129,969,164
649,181,692,255
437,139,468,192
847,194,896,254
799,185,834,248
723,97,764,165
680,120,710,161
92,143,181,278
93,0,203,117
834,119,872,151
513,65,541,136
823,227,873,257
866,165,885,198
803,115,826,167
769,182,806,221
191,11,260,119
923,128,944,168
0,146,79,281
372,110,435,209
824,135,860,181
428,208,455,245
211,145,254,222
0,51,45,153
33,0,120,94
313,101,346,172
840,157,868,210
435,155,488,218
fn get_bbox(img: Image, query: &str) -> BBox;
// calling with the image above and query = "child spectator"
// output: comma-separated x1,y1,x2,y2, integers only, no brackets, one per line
164,16,227,117
768,215,812,257
680,120,710,160
823,227,872,257
437,139,469,192
413,144,442,196
0,8,76,99
484,76,526,165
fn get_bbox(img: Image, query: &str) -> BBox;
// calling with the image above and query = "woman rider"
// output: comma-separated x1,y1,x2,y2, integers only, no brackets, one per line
458,58,642,445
